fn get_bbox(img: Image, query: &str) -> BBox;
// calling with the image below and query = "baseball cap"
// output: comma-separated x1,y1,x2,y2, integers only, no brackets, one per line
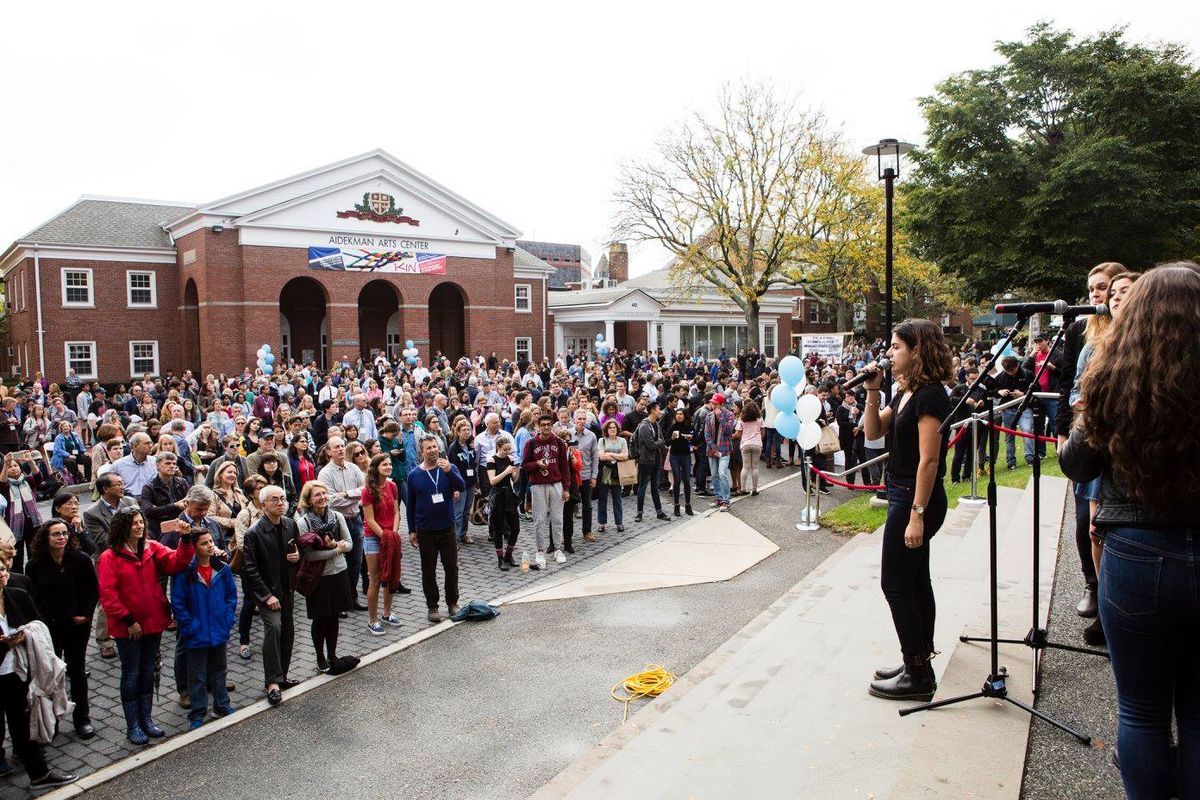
712,393,725,405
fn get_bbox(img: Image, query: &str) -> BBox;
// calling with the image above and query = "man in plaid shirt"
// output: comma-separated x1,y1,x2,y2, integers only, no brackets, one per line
704,393,736,511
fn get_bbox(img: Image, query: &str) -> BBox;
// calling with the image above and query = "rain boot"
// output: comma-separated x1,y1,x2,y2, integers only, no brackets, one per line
868,656,935,701
139,694,165,738
122,700,148,746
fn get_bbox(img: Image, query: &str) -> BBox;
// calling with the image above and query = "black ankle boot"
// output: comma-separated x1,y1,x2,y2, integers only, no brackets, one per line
868,658,935,701
685,505,693,516
498,554,510,571
873,664,904,681
673,504,680,517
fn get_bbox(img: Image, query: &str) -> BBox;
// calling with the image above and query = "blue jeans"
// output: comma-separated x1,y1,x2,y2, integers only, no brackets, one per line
596,482,623,526
115,633,161,702
1001,407,1034,467
453,484,476,541
186,645,232,722
636,461,663,514
881,476,948,660
1038,398,1059,452
708,455,731,502
762,427,779,463
1099,527,1199,799
344,515,364,603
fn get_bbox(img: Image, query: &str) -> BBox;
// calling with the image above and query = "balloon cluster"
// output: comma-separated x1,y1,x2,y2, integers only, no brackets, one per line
402,340,419,366
594,332,615,359
256,344,275,375
772,355,823,449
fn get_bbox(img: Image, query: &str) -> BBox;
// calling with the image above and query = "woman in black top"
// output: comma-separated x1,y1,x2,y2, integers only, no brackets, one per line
666,408,694,515
25,518,100,739
862,319,953,701
485,438,520,571
0,565,77,786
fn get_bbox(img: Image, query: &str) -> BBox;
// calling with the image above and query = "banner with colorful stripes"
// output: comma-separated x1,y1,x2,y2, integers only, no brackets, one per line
307,246,447,274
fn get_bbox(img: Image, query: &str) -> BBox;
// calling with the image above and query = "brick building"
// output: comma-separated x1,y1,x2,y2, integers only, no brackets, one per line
0,150,558,382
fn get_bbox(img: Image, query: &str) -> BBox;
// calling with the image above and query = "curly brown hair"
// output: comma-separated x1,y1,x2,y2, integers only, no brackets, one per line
892,319,953,391
1079,263,1200,507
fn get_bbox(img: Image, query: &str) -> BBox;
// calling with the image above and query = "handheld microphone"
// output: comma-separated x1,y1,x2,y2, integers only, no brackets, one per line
843,358,890,390
1062,303,1108,317
993,300,1068,315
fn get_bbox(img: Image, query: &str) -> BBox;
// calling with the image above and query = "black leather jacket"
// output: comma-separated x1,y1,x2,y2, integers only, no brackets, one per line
1059,426,1196,528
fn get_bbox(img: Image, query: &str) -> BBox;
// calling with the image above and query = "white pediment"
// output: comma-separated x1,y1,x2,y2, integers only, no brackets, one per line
172,150,521,250
608,289,664,314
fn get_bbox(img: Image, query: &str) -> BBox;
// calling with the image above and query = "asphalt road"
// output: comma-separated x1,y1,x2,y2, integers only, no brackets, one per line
79,474,850,800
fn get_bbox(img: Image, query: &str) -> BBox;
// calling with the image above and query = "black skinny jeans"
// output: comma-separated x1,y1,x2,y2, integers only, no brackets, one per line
669,452,692,505
417,526,459,611
880,475,948,662
238,575,256,646
49,619,91,724
0,673,48,778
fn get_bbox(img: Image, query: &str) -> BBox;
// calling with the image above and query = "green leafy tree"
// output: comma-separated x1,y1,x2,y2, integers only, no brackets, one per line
905,23,1200,302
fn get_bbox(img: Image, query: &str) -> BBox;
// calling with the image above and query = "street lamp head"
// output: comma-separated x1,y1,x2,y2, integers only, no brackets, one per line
862,138,917,180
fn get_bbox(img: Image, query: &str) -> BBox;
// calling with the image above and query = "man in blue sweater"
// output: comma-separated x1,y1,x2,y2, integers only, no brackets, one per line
406,434,465,623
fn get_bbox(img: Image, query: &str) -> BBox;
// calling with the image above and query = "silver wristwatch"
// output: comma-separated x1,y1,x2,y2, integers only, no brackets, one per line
911,503,926,516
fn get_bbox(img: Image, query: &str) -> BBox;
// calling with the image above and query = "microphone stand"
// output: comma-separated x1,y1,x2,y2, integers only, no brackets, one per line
959,316,1108,696
901,313,1091,745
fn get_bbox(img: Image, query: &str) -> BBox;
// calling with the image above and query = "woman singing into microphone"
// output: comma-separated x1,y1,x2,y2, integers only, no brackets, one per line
862,319,954,701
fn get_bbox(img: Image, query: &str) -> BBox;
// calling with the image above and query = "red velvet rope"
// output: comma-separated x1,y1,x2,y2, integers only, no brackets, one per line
809,465,885,491
947,425,968,449
984,421,1056,444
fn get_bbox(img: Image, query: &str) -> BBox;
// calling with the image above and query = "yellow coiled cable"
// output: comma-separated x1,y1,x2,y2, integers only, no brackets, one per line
611,664,676,723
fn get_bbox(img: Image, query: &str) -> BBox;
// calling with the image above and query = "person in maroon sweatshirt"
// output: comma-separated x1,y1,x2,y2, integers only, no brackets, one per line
521,413,570,569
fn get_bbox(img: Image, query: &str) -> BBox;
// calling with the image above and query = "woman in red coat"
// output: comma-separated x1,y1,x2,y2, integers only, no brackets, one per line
97,509,194,745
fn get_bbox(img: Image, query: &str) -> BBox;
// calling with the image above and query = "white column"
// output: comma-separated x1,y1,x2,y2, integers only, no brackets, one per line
553,323,565,360
605,319,615,347
648,320,658,353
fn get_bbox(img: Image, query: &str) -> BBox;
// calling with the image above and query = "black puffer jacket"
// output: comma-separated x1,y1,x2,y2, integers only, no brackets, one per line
1059,426,1198,528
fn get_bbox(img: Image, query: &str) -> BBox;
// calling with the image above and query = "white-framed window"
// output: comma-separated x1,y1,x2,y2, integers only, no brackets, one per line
515,337,532,362
126,270,157,307
763,323,777,358
64,341,97,379
19,268,26,312
61,268,94,307
514,284,532,313
129,340,160,376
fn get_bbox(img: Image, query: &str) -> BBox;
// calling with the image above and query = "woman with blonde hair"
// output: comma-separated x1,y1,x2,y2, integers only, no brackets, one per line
1061,263,1200,797
294,480,355,673
210,461,246,543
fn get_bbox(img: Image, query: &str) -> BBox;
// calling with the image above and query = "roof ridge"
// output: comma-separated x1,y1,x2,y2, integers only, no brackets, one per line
77,194,197,208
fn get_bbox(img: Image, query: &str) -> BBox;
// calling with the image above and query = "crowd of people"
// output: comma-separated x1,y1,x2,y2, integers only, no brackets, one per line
0,259,1191,796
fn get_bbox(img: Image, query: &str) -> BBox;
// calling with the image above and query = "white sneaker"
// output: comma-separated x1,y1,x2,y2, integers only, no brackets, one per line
554,549,566,564
535,552,547,570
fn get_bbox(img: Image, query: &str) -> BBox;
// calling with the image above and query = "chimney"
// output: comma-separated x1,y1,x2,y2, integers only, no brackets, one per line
607,242,628,285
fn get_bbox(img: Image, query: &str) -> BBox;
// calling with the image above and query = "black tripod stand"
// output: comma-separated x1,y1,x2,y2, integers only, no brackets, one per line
959,319,1108,694
898,315,1091,745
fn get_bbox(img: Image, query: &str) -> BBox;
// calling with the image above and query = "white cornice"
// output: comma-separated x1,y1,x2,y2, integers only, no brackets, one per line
1,243,176,277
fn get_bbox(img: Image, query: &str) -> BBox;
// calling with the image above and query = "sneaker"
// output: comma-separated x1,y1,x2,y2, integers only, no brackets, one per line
634,514,644,523
189,719,204,731
28,769,77,787
178,692,192,709
427,609,444,623
213,705,236,717
238,644,252,660
448,604,460,617
381,613,402,627
819,488,832,496
367,621,386,636
616,525,625,533
656,511,670,521
535,552,547,570
751,490,759,496
554,550,566,564
718,502,730,512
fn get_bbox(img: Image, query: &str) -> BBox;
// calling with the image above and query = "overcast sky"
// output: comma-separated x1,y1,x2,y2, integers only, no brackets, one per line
2,1,1195,277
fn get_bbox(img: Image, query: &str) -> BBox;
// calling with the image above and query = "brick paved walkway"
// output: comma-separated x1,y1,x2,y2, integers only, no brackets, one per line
2,475,799,798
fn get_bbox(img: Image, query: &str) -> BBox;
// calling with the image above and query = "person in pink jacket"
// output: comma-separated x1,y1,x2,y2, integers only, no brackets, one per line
97,509,194,745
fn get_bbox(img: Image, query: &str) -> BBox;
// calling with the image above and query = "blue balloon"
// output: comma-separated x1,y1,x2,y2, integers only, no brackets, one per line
262,364,274,375
407,356,417,365
770,384,797,413
262,344,271,353
596,333,605,341
779,355,805,387
264,353,275,365
775,410,800,440
405,340,415,349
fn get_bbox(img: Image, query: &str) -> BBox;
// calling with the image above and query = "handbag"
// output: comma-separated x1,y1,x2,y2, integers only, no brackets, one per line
817,425,840,455
616,458,639,486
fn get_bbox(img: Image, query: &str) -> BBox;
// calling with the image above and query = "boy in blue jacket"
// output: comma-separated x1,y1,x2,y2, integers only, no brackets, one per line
171,529,238,729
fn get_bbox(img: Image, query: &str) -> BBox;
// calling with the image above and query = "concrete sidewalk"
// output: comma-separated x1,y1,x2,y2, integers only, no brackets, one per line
534,477,1071,800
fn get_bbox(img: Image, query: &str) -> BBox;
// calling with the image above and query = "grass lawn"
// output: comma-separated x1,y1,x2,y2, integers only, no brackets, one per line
820,446,1065,536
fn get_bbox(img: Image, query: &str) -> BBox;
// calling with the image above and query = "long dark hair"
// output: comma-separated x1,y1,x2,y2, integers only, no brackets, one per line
893,319,953,391
366,453,391,503
1080,263,1200,507
30,517,78,563
740,400,760,422
107,509,145,554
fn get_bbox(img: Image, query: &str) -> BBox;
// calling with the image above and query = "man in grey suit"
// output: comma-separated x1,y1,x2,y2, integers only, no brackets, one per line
83,472,138,658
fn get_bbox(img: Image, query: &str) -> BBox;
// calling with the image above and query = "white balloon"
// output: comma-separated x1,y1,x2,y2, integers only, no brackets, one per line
796,394,822,423
799,423,822,450
793,381,808,398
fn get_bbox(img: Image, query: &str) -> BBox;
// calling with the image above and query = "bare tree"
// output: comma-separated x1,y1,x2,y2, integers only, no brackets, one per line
613,82,853,350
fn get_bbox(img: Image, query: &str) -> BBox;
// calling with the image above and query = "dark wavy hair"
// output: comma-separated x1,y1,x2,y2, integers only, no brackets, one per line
365,453,391,503
1080,262,1200,506
893,319,953,391
107,509,146,554
30,517,79,563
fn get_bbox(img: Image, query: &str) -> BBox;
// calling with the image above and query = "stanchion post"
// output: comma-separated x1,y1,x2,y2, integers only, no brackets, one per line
795,452,819,532
960,418,986,506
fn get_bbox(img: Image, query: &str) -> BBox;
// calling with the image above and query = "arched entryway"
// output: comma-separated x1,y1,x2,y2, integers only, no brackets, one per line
428,282,466,359
182,279,201,373
358,280,402,362
279,277,328,369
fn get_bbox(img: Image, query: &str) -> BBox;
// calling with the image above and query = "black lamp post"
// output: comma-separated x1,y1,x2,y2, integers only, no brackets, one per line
861,138,916,348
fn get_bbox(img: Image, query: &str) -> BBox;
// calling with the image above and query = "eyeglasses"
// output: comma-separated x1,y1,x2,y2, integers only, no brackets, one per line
49,530,70,539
